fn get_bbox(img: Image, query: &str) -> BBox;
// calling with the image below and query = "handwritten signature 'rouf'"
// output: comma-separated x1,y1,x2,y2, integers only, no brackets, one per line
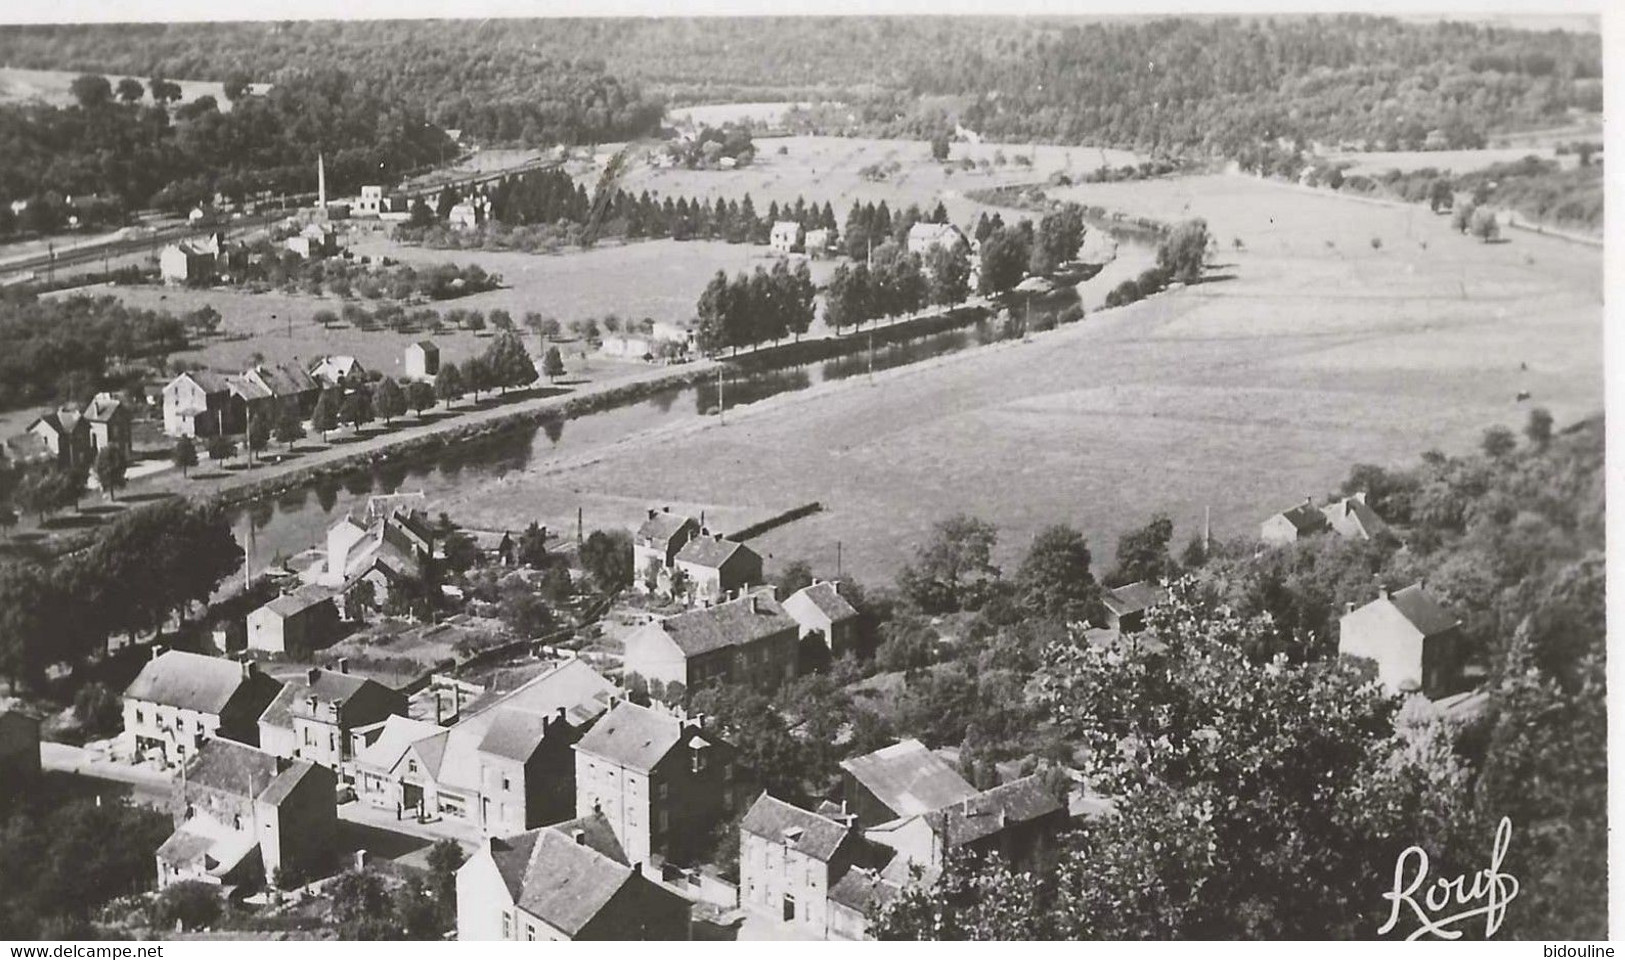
1378,816,1520,940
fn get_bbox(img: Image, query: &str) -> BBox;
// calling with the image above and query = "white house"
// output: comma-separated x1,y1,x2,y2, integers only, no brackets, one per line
770,221,803,253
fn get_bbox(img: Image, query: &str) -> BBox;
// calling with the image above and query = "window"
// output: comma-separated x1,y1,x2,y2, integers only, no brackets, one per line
502,911,512,939
304,726,317,746
502,775,511,791
656,782,669,800
526,924,536,941
135,708,144,724
233,814,243,830
657,809,669,834
408,759,418,774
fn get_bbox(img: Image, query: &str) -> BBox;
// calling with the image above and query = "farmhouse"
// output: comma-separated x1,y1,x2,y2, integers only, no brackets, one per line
1260,497,1332,545
82,392,133,460
906,222,969,258
631,507,699,595
838,738,978,829
781,580,862,657
455,813,692,940
122,648,284,768
155,739,337,890
19,408,91,470
256,665,406,775
162,370,235,438
449,202,480,230
354,659,618,836
160,233,223,286
673,533,763,605
865,775,1068,877
246,584,341,658
1100,580,1170,634
573,701,744,867
769,220,803,253
405,340,440,380
1321,492,1388,540
1338,582,1466,699
622,587,800,696
803,227,832,255
307,508,435,610
310,355,367,388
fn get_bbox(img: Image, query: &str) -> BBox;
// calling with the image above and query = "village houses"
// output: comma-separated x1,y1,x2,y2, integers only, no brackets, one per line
155,739,337,890
674,533,764,604
303,507,437,611
354,659,618,836
1338,581,1466,699
573,701,745,868
81,392,133,461
122,649,284,769
1099,580,1170,634
309,355,367,389
256,664,406,775
781,580,863,657
1261,493,1389,546
769,220,802,253
622,586,801,696
161,370,235,438
739,793,886,939
632,507,699,595
246,584,340,659
456,812,692,940
906,221,969,259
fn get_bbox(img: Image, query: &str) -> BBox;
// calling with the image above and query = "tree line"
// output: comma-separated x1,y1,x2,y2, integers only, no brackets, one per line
0,292,202,412
693,260,817,356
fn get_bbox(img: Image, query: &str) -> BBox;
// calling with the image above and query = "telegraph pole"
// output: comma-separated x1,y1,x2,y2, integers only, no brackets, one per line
717,365,725,424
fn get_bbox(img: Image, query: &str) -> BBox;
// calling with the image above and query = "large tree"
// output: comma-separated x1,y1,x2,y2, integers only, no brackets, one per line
1014,524,1101,623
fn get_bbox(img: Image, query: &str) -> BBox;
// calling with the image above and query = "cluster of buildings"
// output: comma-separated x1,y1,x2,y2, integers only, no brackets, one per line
6,391,133,470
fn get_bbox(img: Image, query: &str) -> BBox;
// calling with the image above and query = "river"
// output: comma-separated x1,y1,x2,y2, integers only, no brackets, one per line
231,235,1158,571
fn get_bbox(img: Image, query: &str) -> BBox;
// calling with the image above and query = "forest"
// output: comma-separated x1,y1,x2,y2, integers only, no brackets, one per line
0,17,1597,163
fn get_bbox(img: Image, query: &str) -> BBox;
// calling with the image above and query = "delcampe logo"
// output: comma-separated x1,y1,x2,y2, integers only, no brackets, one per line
1378,816,1520,940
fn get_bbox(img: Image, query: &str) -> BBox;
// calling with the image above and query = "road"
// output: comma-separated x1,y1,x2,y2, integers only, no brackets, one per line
41,740,176,805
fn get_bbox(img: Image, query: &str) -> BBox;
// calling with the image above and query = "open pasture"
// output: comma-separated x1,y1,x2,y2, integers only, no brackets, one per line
426,173,1602,585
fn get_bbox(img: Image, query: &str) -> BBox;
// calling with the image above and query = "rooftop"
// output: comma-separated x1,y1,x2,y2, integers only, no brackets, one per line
740,793,852,862
574,701,689,774
636,510,696,545
652,589,797,658
258,669,382,729
490,813,638,937
924,775,1066,848
674,534,755,570
124,650,269,715
839,739,978,818
1379,583,1461,637
1275,500,1331,534
1102,581,1170,618
261,584,338,619
784,581,860,624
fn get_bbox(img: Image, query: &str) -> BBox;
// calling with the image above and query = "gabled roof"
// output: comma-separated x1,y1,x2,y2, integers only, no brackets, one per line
675,534,756,570
258,669,387,730
183,739,321,807
29,410,84,437
829,867,902,913
260,584,337,619
250,363,320,398
477,709,553,762
490,813,639,937
226,374,274,402
124,650,264,715
82,395,125,423
1382,583,1461,638
1101,581,1169,619
907,221,967,250
354,714,444,772
784,581,859,625
1323,495,1387,538
574,701,686,774
650,590,797,658
923,776,1066,848
839,739,978,817
171,370,233,395
635,510,696,545
741,794,852,862
1273,500,1331,534
409,339,439,353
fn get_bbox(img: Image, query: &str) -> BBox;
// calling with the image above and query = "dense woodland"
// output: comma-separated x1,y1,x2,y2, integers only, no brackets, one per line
0,17,1597,162
0,71,451,223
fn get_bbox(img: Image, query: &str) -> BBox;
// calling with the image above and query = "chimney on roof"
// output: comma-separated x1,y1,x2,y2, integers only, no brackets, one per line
308,667,322,685
1377,583,1389,599
648,508,657,520
1344,601,1356,614
1304,496,1313,507
1353,490,1367,504
242,659,259,678
556,706,567,727
337,657,349,675
749,595,759,614
572,828,587,845
151,643,167,660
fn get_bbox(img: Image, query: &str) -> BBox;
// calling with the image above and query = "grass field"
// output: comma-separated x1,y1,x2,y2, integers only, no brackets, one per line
667,102,814,128
593,135,1145,232
421,173,1602,586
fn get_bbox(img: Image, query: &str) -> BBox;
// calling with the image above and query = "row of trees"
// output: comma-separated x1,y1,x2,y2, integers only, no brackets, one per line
0,292,195,412
693,260,817,356
823,242,970,333
0,499,241,689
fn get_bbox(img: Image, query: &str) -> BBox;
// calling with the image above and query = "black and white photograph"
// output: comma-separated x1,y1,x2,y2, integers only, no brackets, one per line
0,2,1611,944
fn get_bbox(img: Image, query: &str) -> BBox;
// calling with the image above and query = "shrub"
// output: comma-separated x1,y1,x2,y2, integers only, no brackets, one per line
151,881,222,932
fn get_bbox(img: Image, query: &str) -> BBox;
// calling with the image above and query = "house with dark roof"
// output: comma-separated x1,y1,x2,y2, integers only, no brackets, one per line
623,587,800,697
1261,497,1333,545
405,340,440,381
573,701,745,867
674,533,764,604
21,407,92,470
242,363,322,417
355,659,617,836
307,508,435,613
1322,491,1389,541
1100,580,1170,634
256,665,406,775
81,392,133,461
1339,582,1466,699
838,738,979,829
455,812,691,940
782,580,862,657
828,866,903,940
310,355,365,388
906,221,969,259
632,507,699,595
162,370,236,438
122,649,284,768
740,793,883,938
246,584,340,659
155,739,336,891
862,775,1068,883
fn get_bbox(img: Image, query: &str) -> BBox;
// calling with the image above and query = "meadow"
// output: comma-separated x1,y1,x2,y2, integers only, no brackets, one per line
592,135,1144,231
424,173,1602,585
0,66,256,109
1323,146,1576,178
